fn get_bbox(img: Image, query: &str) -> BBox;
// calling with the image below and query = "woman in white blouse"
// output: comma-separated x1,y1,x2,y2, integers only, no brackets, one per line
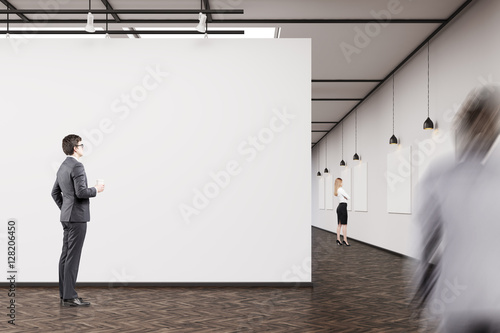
334,178,350,246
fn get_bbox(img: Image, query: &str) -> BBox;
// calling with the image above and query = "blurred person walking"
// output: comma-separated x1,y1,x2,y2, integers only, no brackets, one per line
412,85,500,332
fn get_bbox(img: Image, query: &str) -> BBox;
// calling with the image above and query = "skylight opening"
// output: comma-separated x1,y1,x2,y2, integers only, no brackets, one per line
124,27,278,39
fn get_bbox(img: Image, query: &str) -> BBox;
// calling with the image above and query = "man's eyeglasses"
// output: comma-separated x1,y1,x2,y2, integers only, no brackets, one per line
75,144,84,149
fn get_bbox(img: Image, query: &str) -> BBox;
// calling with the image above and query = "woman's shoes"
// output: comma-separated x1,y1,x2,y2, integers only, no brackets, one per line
336,240,342,246
343,240,351,246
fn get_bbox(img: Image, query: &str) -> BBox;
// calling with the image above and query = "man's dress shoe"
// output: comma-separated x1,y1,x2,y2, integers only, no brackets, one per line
62,298,90,307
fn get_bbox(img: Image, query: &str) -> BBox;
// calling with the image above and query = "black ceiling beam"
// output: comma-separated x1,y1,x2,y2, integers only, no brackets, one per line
0,0,30,23
203,0,213,23
312,79,382,83
312,98,362,101
313,122,338,123
126,27,140,39
0,18,442,24
0,20,204,24
312,0,475,148
100,0,121,23
197,19,446,24
0,9,243,14
0,30,244,35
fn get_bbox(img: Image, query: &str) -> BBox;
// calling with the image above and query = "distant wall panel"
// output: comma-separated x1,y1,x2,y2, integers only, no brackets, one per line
387,147,412,214
353,162,368,212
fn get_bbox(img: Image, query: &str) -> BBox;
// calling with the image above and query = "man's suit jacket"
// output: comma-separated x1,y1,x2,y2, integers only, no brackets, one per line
51,156,97,222
414,137,500,323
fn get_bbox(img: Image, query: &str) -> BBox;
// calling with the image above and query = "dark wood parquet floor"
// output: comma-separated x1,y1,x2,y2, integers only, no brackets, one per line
2,227,438,332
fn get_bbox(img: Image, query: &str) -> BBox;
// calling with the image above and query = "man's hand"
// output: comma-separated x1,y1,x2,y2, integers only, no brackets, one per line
95,184,105,193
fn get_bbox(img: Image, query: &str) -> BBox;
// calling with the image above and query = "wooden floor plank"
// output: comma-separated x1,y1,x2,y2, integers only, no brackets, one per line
2,227,437,332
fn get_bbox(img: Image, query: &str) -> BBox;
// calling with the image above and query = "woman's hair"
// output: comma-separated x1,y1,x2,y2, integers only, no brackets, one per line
454,84,500,160
334,178,342,196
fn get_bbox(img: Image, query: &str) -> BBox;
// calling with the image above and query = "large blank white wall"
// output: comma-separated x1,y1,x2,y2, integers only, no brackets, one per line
312,0,500,257
0,39,311,282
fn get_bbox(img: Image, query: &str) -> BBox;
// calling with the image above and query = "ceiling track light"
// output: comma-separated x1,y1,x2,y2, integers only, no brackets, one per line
196,0,208,34
424,42,434,130
85,13,95,33
390,75,398,145
85,0,95,33
196,12,207,33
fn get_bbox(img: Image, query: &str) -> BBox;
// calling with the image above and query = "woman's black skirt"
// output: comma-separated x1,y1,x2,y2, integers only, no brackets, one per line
336,202,348,225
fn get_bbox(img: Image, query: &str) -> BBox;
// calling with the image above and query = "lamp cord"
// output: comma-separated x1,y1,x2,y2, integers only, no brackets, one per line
427,42,430,118
325,136,327,167
341,123,344,159
392,76,395,135
355,109,357,152
318,143,320,171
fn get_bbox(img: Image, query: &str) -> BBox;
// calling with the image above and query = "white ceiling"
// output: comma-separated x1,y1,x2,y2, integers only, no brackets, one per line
0,0,473,146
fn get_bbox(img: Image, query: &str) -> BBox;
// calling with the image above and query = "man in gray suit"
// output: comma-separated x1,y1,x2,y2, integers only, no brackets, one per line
51,134,104,307
413,85,500,332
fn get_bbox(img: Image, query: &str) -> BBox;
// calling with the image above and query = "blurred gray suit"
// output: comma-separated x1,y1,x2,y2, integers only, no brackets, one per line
51,156,96,300
415,138,500,332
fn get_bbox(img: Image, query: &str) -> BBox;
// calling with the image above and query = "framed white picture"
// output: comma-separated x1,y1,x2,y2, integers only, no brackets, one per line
387,147,412,214
353,162,368,212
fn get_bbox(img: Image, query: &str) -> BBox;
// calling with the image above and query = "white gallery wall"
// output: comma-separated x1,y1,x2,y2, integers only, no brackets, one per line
0,38,311,282
312,0,500,257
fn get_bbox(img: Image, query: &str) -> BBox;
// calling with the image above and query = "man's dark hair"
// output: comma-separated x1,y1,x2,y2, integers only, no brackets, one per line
62,134,82,156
